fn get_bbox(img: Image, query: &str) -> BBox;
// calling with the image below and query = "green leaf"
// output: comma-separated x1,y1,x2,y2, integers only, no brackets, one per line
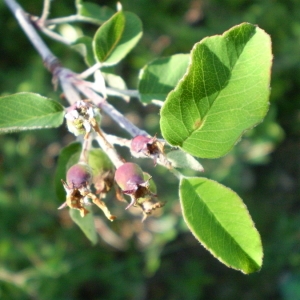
0,93,64,134
160,23,272,158
93,11,142,66
55,142,82,203
76,1,114,25
103,72,128,92
88,148,114,175
180,177,262,274
70,207,98,245
138,54,190,103
72,36,96,66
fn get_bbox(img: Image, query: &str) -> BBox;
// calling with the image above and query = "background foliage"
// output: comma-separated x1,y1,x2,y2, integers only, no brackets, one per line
0,0,299,299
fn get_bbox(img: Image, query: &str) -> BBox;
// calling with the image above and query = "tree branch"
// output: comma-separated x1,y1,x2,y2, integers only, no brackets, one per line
45,15,103,26
39,0,51,24
4,0,56,63
4,0,153,139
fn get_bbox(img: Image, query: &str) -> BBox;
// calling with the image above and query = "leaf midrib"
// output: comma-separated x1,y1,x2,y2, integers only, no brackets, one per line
181,35,253,144
181,178,261,271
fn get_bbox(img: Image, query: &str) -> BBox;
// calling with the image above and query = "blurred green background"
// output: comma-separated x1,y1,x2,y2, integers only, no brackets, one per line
1,0,300,299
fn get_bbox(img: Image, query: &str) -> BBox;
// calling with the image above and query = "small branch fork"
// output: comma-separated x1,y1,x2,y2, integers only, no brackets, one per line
39,0,51,25
5,0,174,179
38,0,103,26
4,0,150,144
5,0,174,221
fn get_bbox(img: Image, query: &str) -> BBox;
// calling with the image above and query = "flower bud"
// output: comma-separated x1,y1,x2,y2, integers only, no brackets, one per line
131,135,153,153
66,163,92,189
114,163,165,220
114,162,146,194
61,162,115,220
131,135,166,166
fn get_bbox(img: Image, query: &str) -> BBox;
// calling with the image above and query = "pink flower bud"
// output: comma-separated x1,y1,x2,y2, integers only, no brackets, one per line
114,162,145,194
131,135,153,153
66,163,92,189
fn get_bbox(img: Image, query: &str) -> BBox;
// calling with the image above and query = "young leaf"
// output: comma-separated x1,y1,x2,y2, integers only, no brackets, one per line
70,207,98,245
55,142,82,203
76,1,114,25
180,177,263,274
102,72,129,101
88,148,114,176
138,54,190,104
0,93,64,134
93,11,142,66
72,36,96,66
160,23,272,158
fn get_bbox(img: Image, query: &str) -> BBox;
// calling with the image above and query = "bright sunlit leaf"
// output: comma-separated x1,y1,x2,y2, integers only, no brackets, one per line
180,177,263,274
160,23,272,158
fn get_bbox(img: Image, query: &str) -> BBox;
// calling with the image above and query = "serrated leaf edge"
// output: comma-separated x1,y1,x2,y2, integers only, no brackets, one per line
179,176,263,274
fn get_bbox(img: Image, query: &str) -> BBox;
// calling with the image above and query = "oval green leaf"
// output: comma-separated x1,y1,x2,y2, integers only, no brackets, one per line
93,11,142,66
72,36,96,66
180,177,263,274
0,93,64,134
70,207,98,245
88,148,114,175
160,23,272,158
138,54,190,104
77,1,114,25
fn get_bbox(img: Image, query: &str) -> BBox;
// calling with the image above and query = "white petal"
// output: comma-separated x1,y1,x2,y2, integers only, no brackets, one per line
83,120,91,132
87,107,94,118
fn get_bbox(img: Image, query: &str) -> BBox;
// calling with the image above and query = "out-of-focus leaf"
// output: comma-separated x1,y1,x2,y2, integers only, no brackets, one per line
0,93,64,134
88,148,114,175
70,207,98,245
138,54,190,103
72,36,96,66
102,71,130,101
76,0,114,25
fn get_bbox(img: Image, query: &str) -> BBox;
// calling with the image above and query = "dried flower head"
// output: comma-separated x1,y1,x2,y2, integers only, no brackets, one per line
65,100,100,137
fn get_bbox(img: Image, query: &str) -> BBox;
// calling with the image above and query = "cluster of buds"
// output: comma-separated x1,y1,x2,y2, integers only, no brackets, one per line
114,162,165,221
59,162,116,221
62,111,167,221
65,100,101,138
61,159,164,221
